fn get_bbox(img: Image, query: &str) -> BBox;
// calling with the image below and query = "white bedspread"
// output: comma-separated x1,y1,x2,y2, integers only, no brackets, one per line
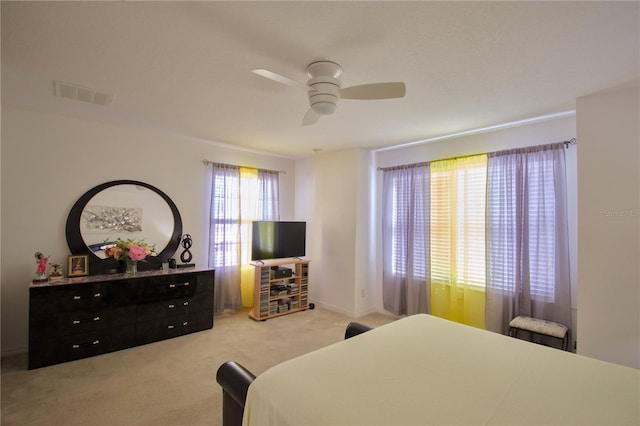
243,314,639,425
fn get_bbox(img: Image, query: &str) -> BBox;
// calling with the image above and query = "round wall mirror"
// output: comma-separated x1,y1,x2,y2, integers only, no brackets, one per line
66,180,183,274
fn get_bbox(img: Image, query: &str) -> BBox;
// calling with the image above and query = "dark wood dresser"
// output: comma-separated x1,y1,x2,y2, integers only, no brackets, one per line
28,267,214,369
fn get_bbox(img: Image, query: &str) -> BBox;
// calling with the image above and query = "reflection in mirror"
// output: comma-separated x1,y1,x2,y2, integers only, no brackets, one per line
80,184,174,259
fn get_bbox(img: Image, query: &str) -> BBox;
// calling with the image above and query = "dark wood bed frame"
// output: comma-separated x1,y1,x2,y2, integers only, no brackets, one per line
216,322,373,426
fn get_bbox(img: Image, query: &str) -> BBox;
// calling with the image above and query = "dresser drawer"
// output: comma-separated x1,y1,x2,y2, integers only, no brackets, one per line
30,281,134,315
137,275,198,302
28,325,136,369
30,305,136,336
135,311,213,345
137,297,193,321
137,292,212,321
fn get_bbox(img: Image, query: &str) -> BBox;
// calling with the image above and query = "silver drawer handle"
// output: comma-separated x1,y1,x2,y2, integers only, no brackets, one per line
72,340,99,349
73,293,100,300
72,317,100,325
169,301,189,309
167,322,188,330
169,282,190,288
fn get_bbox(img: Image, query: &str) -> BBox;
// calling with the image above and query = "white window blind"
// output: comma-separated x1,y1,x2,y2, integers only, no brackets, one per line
210,170,241,268
388,167,429,279
526,155,556,301
486,149,559,302
210,166,279,268
430,155,487,287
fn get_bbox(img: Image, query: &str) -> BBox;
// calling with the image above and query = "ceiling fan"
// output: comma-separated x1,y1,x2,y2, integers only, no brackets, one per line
252,60,406,126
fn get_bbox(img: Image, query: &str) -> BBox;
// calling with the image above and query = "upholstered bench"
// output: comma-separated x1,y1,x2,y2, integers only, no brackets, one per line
509,316,569,351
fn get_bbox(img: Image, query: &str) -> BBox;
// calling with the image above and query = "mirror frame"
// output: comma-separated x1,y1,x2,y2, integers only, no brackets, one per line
66,180,183,275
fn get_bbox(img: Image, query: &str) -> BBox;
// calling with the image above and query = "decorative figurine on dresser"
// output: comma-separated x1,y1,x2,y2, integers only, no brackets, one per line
48,262,63,282
178,233,195,268
32,252,50,283
28,180,215,369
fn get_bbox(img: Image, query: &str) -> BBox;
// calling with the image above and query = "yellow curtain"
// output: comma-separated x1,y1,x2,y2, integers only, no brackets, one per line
430,155,487,329
240,167,258,307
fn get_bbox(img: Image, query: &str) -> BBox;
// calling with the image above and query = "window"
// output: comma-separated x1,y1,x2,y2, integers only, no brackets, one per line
382,144,569,324
210,166,279,268
210,169,241,267
385,166,429,279
430,155,487,287
526,156,556,300
486,150,559,302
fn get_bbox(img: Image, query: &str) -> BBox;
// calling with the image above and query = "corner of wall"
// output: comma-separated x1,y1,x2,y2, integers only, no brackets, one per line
576,85,640,369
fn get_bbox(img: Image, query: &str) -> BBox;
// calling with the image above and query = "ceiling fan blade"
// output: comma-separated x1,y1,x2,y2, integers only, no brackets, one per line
302,109,320,126
339,82,406,100
252,69,307,89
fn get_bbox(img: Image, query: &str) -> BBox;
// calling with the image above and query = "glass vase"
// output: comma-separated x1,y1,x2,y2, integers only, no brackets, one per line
125,259,138,274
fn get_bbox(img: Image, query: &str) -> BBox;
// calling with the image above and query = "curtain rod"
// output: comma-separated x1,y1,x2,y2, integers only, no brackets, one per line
202,160,285,174
377,138,577,171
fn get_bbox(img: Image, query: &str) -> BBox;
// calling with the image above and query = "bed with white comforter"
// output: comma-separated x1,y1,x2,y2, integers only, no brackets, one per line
243,314,639,425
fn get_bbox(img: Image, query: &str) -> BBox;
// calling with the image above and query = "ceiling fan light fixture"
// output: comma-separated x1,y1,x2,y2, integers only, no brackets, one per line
311,101,338,115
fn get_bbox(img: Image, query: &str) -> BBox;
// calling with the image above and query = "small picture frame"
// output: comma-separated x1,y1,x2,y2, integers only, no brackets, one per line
68,254,89,277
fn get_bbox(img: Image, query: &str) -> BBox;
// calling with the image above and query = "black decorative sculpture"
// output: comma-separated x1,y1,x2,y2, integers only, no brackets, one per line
179,234,194,268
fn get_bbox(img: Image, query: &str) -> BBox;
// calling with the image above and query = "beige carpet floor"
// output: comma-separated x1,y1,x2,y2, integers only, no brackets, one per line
1,307,396,426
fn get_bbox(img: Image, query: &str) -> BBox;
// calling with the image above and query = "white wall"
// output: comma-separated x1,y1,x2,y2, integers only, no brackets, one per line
576,86,640,369
295,148,374,317
373,116,579,334
1,106,296,355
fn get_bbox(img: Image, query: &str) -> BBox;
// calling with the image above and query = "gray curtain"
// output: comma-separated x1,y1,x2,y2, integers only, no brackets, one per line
485,143,572,341
208,164,243,314
381,165,430,316
257,169,280,221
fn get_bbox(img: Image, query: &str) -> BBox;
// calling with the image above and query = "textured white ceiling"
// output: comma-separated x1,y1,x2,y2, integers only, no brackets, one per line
2,1,638,157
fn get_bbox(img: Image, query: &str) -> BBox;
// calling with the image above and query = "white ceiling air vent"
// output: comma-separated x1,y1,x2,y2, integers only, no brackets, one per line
53,80,114,106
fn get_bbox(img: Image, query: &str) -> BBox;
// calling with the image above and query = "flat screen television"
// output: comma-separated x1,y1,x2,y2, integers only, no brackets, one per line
251,221,306,261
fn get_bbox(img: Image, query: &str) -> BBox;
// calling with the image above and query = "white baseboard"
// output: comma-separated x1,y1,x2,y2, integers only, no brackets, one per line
310,300,395,319
2,345,28,358
310,299,356,317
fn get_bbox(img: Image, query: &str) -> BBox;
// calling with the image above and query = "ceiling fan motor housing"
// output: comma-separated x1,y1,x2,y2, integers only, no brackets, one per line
306,61,343,79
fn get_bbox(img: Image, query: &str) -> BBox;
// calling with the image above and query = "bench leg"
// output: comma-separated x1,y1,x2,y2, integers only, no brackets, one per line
510,327,570,351
509,327,518,339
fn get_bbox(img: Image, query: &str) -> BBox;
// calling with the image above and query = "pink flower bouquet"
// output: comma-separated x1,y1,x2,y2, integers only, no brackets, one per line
104,238,156,262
